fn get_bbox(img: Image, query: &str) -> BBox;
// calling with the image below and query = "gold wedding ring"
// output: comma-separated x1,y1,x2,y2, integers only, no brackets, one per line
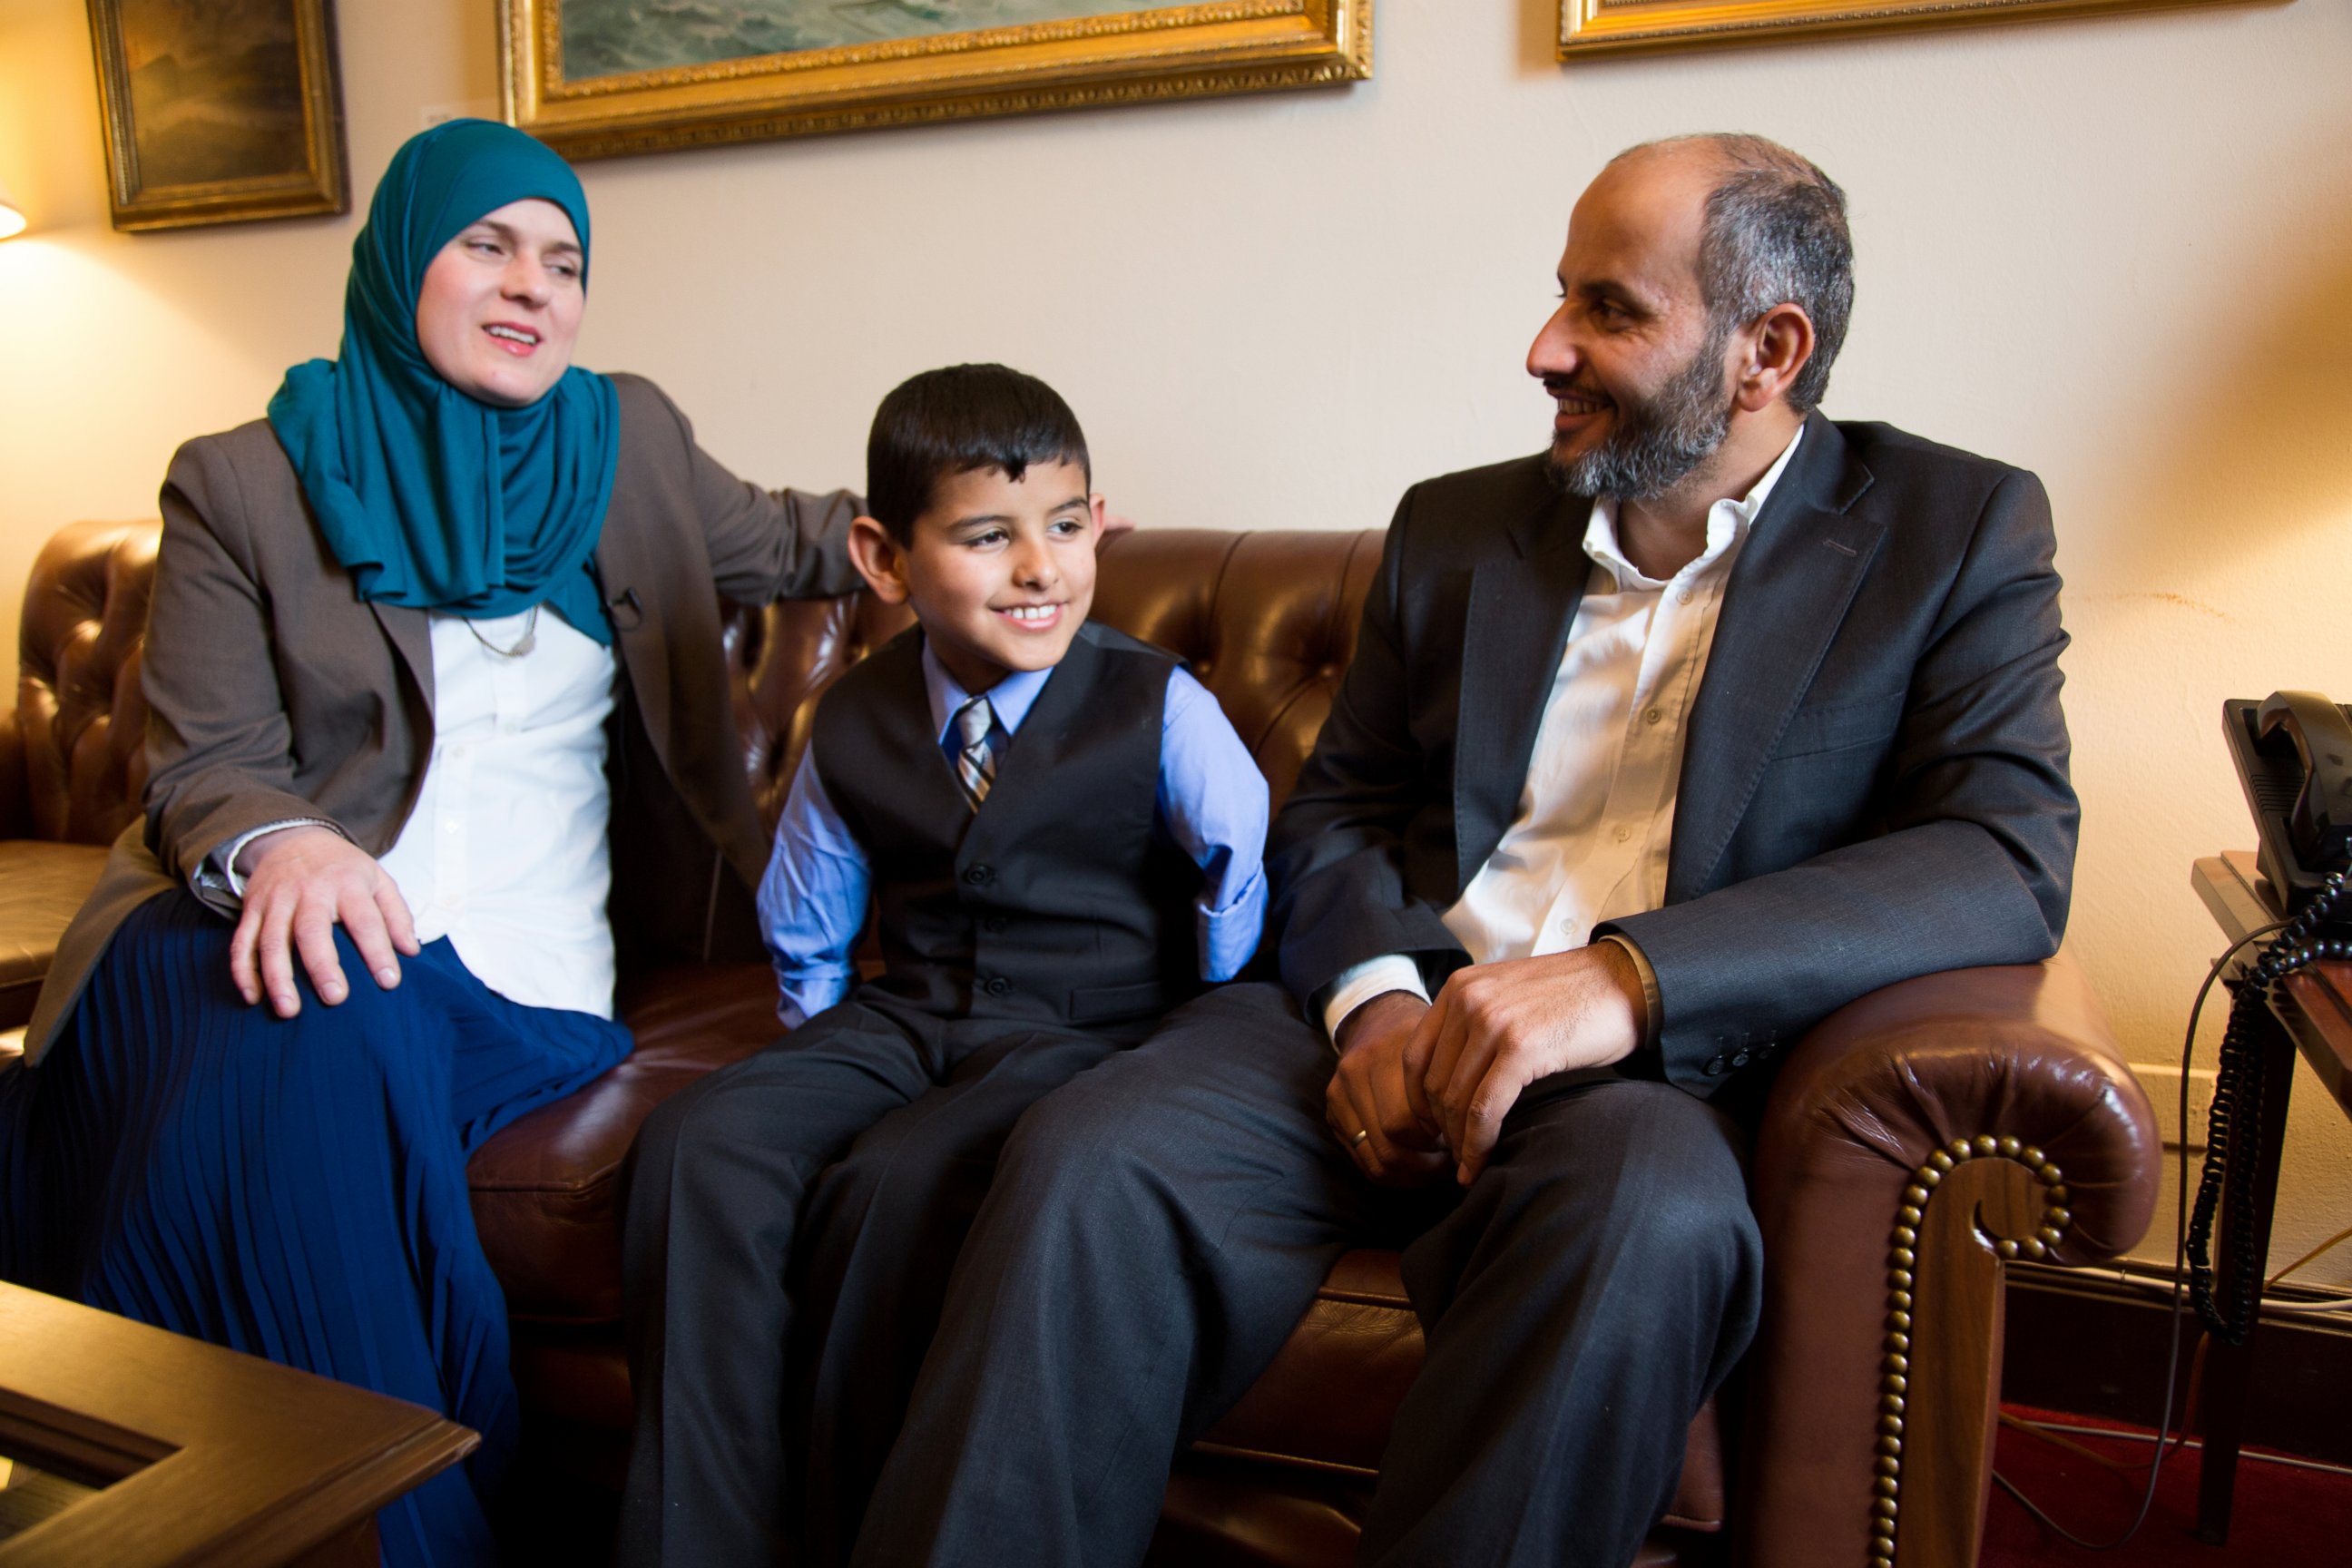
1348,1129,1372,1148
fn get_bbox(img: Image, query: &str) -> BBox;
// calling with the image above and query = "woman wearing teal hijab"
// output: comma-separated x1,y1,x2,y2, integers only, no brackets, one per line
270,115,619,644
1,121,860,1566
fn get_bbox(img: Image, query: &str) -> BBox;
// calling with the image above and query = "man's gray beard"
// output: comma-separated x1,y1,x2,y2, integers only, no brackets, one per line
1546,330,1735,502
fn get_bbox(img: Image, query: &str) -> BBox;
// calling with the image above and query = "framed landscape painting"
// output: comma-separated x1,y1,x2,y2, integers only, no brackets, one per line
85,0,348,231
1559,0,2251,55
500,0,1373,160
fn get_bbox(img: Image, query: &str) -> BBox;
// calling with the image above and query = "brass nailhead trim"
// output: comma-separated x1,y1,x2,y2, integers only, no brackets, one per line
1872,1137,2072,1565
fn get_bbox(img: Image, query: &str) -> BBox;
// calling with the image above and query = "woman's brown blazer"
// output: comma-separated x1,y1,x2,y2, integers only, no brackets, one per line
24,373,860,1063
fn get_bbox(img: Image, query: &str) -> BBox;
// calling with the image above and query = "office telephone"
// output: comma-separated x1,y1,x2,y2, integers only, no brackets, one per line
2221,691,2352,917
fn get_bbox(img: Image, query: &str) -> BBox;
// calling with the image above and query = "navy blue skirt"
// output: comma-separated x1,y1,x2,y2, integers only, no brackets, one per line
0,890,631,1566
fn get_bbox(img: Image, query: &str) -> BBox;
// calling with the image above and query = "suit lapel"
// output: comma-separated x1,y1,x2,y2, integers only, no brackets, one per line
369,601,435,712
596,519,671,773
1669,415,1881,899
1452,486,1593,894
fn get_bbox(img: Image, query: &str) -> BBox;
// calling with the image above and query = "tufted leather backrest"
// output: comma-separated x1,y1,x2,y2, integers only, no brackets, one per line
9,521,156,846
9,520,1381,852
722,526,1386,835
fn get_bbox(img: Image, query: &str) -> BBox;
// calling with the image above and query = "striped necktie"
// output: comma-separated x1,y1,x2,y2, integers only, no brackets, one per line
953,695,997,811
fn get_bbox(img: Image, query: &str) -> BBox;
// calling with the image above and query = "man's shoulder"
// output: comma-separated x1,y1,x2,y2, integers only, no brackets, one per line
1377,454,1564,569
1402,452,1559,518
1828,418,2036,510
1803,419,2055,597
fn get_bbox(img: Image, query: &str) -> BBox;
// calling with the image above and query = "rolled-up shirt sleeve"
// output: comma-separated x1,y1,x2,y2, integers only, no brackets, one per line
756,748,871,1029
1155,668,1269,982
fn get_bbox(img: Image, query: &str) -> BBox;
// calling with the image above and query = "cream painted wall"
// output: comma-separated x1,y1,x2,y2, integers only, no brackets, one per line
3,1,2349,1280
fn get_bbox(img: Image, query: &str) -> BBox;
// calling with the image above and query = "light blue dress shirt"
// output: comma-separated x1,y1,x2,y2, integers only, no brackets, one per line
756,641,1269,1028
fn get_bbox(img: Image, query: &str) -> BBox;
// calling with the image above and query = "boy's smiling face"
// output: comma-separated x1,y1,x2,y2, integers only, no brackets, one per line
849,459,1104,696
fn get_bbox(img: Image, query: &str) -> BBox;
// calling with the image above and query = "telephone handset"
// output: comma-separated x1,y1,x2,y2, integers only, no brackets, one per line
2222,691,2352,915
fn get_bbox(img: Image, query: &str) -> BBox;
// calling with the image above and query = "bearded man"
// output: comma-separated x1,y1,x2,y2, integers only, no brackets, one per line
850,133,2078,1568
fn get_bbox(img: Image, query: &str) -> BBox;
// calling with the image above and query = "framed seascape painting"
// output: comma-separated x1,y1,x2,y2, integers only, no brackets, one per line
500,0,1373,160
1558,0,2254,54
85,0,348,231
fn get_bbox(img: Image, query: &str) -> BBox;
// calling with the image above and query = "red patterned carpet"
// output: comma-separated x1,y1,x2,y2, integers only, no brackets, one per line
1983,1406,2352,1566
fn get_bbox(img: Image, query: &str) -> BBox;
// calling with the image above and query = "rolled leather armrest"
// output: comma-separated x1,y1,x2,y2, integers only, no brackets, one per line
0,709,26,840
1732,955,2161,1568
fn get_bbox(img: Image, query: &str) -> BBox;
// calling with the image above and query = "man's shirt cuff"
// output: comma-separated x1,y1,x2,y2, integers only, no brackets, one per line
1319,954,1431,1044
1597,933,1661,1051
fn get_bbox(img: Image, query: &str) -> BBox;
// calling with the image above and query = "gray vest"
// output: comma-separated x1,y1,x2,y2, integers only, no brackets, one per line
811,621,1202,1028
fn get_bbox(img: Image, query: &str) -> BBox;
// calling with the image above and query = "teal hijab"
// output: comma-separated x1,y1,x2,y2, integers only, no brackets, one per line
269,119,620,643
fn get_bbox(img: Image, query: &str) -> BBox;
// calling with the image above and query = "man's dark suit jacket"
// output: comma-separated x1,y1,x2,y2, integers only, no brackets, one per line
1269,412,2078,1097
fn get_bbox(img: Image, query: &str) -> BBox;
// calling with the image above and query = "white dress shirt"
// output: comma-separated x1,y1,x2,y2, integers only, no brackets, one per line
211,605,620,1019
1322,430,1804,1038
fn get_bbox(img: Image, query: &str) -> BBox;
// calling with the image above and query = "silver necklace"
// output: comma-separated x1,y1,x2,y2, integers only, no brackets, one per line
466,604,539,658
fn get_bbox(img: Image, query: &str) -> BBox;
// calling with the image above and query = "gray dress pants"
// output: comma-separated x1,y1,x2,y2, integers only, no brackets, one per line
617,992,1142,1567
854,982,1764,1568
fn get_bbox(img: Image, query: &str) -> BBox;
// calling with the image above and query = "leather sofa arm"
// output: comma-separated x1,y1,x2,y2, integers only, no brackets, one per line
1733,956,2160,1568
0,708,27,840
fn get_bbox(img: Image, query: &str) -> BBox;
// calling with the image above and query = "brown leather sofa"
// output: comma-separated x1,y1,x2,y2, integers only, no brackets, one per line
5,518,2160,1568
2,520,154,1029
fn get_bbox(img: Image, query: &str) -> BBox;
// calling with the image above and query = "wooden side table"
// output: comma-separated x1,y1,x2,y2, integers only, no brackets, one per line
0,1281,475,1566
2187,850,2352,1544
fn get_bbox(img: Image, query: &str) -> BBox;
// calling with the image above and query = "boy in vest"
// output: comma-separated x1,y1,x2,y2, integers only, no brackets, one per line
618,364,1269,1568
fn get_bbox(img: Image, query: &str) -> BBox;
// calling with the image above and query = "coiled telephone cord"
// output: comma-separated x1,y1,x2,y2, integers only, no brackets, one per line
2185,868,2352,1346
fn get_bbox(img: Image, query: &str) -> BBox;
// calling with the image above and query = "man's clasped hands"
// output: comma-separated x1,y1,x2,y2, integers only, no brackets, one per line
1327,941,1645,1187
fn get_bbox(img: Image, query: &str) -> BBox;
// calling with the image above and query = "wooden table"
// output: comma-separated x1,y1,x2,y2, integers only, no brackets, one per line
0,1281,475,1566
2187,850,2352,1544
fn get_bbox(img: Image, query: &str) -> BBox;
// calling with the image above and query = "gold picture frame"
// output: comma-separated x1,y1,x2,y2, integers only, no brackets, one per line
500,1,1373,162
85,0,348,232
1560,0,2248,55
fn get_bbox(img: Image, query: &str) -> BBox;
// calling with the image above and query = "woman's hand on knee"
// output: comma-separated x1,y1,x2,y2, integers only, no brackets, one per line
230,827,420,1016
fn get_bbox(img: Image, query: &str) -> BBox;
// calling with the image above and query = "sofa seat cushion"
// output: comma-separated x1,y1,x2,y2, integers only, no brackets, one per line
471,965,1722,1535
1192,1250,1724,1532
468,962,782,1324
0,839,110,1030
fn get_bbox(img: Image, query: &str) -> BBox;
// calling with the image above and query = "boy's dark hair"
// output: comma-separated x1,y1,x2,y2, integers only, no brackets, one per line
866,364,1092,543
